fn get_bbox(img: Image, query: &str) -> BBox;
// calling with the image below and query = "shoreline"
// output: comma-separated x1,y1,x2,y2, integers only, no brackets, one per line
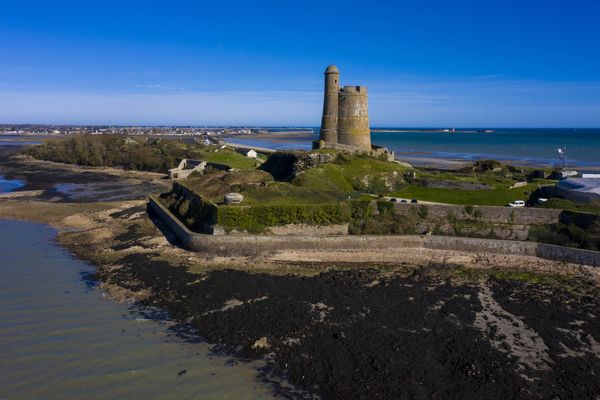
223,132,600,170
3,149,600,398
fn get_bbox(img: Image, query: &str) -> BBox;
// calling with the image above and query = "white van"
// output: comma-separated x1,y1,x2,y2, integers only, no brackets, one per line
508,200,525,208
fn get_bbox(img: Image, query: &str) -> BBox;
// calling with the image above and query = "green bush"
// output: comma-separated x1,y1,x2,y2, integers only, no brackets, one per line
418,205,429,219
529,223,599,251
349,201,421,235
540,198,600,215
25,134,258,172
26,135,185,172
218,203,352,233
159,185,218,233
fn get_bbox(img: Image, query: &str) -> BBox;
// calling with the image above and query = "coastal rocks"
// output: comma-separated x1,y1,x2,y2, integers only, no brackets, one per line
292,152,337,176
251,336,270,350
352,171,404,193
259,151,337,181
223,193,243,205
102,257,600,400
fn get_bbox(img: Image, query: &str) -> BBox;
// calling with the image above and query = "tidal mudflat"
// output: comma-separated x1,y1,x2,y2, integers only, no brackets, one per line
1,147,600,399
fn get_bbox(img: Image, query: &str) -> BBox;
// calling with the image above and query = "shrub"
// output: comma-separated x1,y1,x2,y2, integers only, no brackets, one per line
26,135,186,172
217,203,352,233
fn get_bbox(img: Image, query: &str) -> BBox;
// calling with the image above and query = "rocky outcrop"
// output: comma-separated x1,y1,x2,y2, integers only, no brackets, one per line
260,151,337,181
292,152,337,176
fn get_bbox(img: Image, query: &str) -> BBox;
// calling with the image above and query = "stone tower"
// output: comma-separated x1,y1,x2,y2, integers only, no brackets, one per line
319,65,340,143
337,86,371,151
318,66,371,151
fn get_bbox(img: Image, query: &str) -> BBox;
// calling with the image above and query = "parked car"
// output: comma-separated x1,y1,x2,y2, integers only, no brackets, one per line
508,200,526,208
411,199,418,204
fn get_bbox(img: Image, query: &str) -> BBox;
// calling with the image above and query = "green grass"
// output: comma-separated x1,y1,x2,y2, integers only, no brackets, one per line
538,198,600,215
234,154,410,206
389,182,542,206
332,155,411,176
239,182,345,206
182,170,273,203
190,149,259,170
240,164,355,206
181,150,555,208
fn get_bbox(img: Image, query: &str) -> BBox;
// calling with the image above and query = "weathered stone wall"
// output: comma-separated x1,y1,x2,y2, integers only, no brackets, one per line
149,195,194,246
319,66,339,143
159,183,219,234
148,197,600,267
266,224,349,236
312,140,395,162
337,86,371,151
389,203,561,225
168,159,206,179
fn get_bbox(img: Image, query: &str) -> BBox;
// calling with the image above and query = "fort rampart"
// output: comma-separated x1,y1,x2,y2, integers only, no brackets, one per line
389,203,561,225
148,196,600,267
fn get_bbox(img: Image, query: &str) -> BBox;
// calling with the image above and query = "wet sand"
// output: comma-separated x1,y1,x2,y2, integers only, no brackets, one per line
1,147,600,399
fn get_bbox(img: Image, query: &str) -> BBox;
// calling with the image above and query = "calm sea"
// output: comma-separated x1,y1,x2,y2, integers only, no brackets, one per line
227,128,600,167
0,220,275,399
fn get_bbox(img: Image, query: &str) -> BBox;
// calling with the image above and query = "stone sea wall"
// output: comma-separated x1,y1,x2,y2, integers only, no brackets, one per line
148,197,600,267
389,203,561,225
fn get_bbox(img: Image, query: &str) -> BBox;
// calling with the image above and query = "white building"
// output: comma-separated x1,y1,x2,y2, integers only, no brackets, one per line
246,149,258,158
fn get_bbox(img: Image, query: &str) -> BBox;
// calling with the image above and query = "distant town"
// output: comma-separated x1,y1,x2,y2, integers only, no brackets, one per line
0,124,274,137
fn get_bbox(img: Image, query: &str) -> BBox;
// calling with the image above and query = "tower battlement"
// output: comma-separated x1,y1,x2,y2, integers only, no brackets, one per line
339,85,367,94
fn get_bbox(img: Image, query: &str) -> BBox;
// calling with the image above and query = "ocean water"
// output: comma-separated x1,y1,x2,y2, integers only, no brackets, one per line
227,128,600,167
0,220,276,399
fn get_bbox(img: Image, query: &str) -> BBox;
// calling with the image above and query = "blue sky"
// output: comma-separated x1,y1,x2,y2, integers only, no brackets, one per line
1,0,599,127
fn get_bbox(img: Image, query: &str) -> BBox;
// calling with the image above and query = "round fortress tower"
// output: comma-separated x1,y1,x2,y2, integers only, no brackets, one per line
319,65,340,143
337,85,371,151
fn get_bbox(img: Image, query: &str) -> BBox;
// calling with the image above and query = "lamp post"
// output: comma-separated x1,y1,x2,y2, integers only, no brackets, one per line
557,147,567,170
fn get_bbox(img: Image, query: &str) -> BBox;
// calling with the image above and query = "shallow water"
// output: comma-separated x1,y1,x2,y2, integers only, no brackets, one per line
0,220,276,400
0,175,24,194
0,134,43,146
226,128,600,167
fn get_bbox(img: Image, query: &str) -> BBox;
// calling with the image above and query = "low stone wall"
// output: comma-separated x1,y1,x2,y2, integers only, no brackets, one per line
312,140,395,162
149,195,194,246
390,203,561,225
168,159,206,179
422,235,537,257
266,224,349,236
148,197,600,267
